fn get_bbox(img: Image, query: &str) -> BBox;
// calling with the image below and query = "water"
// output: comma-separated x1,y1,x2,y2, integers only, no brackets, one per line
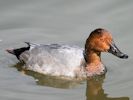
0,0,133,100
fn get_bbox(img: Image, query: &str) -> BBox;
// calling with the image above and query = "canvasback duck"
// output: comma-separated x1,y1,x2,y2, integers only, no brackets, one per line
6,28,128,78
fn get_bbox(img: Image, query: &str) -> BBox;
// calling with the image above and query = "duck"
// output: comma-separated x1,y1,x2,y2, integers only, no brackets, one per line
6,28,128,78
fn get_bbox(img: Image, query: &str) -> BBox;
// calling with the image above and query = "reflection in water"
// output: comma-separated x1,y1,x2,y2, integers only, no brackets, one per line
86,75,129,100
13,62,85,89
13,63,129,100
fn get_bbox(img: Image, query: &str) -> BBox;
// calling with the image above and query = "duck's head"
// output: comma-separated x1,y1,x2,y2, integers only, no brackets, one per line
85,28,128,63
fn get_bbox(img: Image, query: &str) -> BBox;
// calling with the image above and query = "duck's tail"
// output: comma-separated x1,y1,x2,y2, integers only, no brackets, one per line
6,42,30,60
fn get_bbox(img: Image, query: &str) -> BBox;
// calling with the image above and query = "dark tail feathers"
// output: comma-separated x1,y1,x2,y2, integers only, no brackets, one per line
6,42,30,59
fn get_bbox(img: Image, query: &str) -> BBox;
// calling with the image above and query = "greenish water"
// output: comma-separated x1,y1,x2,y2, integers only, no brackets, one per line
0,0,133,100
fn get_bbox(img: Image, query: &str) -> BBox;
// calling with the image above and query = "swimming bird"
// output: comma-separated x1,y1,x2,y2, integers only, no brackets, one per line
6,28,128,78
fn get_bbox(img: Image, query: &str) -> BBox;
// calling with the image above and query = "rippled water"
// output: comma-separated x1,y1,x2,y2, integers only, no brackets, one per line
0,0,133,100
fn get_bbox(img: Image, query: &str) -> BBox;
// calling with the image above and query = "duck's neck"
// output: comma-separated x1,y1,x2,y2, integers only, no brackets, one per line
85,50,105,76
86,50,101,64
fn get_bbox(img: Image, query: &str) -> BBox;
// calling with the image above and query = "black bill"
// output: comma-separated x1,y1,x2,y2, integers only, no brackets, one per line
108,41,128,59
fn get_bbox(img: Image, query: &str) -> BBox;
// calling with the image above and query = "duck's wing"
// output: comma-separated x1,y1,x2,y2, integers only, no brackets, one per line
21,44,85,76
7,43,84,65
26,44,84,66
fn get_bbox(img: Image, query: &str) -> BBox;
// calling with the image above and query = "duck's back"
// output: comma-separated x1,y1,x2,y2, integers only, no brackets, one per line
20,44,85,77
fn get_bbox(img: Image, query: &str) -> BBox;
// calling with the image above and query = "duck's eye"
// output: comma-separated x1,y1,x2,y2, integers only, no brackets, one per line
100,38,104,42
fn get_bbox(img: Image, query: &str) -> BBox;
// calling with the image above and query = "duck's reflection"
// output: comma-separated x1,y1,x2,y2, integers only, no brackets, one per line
13,62,129,100
86,75,129,100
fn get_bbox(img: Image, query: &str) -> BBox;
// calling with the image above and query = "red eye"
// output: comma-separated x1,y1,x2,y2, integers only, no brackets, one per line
100,38,104,42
